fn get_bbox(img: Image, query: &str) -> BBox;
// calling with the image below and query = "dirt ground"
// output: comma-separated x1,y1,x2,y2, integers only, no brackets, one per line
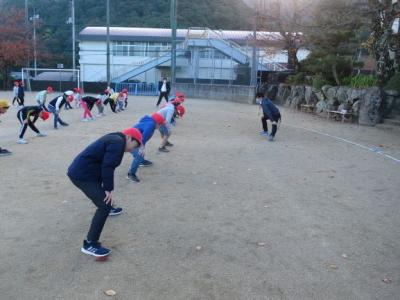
0,91,399,300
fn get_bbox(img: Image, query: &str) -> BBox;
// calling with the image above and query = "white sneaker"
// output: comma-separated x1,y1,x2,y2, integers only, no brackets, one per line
96,114,102,117
81,118,89,122
17,139,28,144
37,132,47,137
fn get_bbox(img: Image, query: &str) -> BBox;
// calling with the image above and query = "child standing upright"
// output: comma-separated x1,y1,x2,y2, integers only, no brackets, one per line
12,81,19,106
17,81,25,107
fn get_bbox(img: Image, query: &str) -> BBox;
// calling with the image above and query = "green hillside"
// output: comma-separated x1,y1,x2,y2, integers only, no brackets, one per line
2,0,252,67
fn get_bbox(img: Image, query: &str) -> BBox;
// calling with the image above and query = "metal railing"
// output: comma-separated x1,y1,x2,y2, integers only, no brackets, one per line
115,82,158,96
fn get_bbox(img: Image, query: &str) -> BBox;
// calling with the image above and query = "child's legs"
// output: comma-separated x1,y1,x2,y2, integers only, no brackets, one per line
81,101,90,118
28,120,40,134
261,115,269,132
70,179,111,243
129,148,144,175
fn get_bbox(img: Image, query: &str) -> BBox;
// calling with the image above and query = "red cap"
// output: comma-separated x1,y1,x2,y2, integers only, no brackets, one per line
47,86,53,93
151,112,165,125
122,128,142,145
171,98,183,105
40,111,50,121
122,88,128,93
67,95,74,102
176,105,185,117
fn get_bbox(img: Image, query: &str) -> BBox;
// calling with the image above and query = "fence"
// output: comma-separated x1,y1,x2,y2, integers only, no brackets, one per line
115,82,158,96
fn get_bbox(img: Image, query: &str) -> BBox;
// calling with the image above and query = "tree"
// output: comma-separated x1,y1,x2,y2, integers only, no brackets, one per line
0,9,31,89
301,0,367,85
254,0,313,71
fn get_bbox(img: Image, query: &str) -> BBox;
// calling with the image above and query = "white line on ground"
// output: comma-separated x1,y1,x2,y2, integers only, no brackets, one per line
284,123,400,164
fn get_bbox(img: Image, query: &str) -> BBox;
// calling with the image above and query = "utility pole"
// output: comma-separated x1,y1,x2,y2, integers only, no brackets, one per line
71,0,76,73
106,0,111,86
250,8,258,88
67,0,76,80
170,0,177,88
29,12,40,77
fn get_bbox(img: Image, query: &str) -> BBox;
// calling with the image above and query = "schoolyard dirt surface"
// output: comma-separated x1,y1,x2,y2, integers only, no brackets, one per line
0,91,399,300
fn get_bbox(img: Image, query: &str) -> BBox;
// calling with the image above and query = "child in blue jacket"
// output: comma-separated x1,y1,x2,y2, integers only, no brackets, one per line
256,92,281,141
67,128,142,257
126,113,165,183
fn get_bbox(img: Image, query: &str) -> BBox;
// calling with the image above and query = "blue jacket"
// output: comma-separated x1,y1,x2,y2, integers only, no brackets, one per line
261,98,281,121
67,132,126,191
133,115,156,145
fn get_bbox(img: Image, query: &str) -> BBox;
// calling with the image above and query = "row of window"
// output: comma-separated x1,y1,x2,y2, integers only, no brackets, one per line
112,42,172,57
112,42,229,60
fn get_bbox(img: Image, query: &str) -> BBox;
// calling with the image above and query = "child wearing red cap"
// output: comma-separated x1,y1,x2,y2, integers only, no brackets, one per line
16,106,49,144
67,128,142,257
36,86,54,111
47,91,73,129
126,113,165,182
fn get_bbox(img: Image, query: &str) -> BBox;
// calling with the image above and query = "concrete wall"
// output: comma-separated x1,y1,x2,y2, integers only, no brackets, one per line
175,83,256,104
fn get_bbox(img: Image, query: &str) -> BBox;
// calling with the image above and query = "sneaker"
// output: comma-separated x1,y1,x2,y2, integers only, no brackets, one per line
165,141,174,147
158,146,170,153
268,135,275,141
109,207,123,216
260,131,269,136
139,160,153,167
81,118,89,122
89,117,96,121
0,148,12,156
126,173,140,182
81,240,111,257
37,132,47,137
17,139,28,144
101,113,106,116
61,123,69,127
96,114,102,118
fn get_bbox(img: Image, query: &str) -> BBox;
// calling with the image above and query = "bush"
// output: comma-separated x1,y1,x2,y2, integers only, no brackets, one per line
350,74,378,88
385,73,400,92
286,72,306,85
312,75,330,90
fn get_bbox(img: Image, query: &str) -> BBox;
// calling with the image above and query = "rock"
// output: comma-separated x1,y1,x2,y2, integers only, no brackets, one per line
315,91,325,102
286,85,306,108
383,90,400,118
266,84,278,100
315,100,328,113
325,87,340,110
384,89,400,97
305,86,320,105
276,84,291,105
336,86,350,104
352,100,360,117
358,87,384,126
348,88,366,104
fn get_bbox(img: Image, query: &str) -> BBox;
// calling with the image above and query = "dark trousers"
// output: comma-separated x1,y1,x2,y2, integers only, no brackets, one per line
69,178,112,243
156,92,169,106
261,114,278,137
13,97,23,106
65,101,73,110
17,112,39,138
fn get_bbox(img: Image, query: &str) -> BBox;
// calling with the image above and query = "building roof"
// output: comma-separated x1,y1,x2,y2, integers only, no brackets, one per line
78,27,284,45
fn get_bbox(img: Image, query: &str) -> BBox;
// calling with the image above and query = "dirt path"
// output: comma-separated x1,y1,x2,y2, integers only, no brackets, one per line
0,92,399,299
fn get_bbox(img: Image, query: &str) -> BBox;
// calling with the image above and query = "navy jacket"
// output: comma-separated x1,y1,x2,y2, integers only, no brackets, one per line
261,98,281,121
133,115,157,146
18,86,25,98
67,132,126,191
